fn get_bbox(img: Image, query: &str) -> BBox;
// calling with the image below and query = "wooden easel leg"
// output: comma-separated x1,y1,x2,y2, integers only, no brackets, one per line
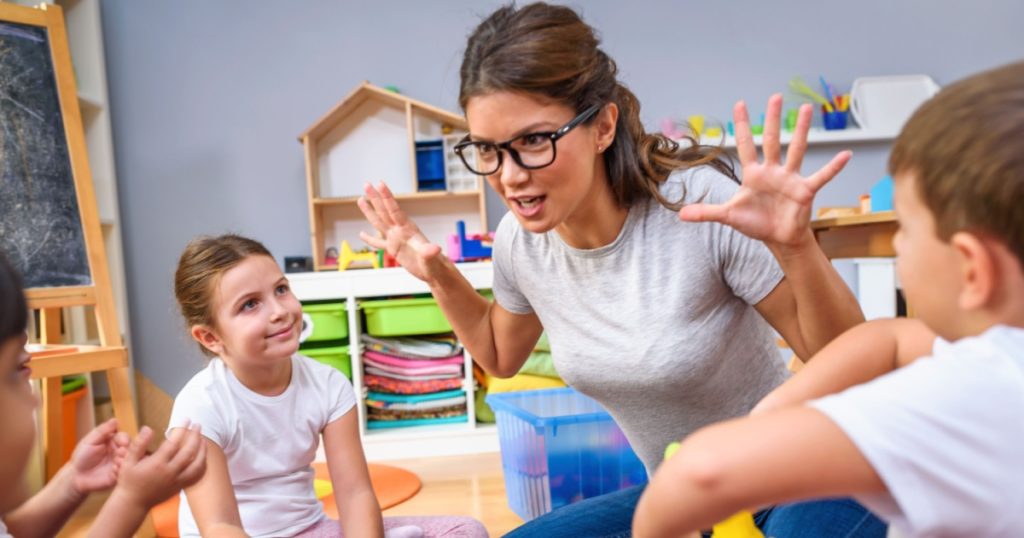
105,366,139,436
42,377,64,481
40,308,64,480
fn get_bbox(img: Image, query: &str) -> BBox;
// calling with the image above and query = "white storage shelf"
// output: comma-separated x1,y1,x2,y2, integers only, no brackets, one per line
289,262,499,460
684,126,898,149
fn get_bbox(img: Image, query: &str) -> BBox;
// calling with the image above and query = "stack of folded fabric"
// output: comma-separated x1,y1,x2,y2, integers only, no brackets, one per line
362,334,469,429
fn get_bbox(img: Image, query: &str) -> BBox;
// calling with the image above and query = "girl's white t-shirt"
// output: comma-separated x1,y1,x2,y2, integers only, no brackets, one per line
168,354,356,538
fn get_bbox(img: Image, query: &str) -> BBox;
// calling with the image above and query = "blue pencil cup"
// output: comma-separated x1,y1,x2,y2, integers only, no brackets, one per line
822,109,848,131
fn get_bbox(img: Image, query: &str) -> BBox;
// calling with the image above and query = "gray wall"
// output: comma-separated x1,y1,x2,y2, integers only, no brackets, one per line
100,0,1024,395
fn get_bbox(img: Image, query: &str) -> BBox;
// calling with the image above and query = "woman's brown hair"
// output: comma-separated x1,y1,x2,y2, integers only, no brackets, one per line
459,2,737,211
174,234,273,356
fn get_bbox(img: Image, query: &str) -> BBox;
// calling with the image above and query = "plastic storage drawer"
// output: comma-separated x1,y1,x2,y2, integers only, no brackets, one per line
485,387,648,521
302,302,348,342
299,344,351,379
360,297,452,336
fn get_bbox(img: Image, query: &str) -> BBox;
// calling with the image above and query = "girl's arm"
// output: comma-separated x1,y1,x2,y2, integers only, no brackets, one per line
633,406,884,538
679,95,863,359
753,318,935,414
358,182,543,377
179,436,248,537
322,409,385,537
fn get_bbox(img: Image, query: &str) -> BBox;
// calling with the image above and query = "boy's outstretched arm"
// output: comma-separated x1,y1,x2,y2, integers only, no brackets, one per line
754,318,934,414
88,424,207,538
3,418,128,538
633,406,885,538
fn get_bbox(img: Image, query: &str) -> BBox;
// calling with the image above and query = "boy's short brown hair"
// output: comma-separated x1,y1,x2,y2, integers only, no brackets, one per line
889,61,1024,264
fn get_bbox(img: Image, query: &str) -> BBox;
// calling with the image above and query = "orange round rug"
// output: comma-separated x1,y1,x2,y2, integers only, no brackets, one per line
151,463,421,537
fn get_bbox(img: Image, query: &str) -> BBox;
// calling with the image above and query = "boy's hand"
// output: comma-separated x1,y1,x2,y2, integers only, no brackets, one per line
679,94,852,250
70,418,130,495
114,423,207,509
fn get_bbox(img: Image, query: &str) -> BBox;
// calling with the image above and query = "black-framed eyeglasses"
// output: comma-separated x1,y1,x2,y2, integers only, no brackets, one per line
453,104,602,176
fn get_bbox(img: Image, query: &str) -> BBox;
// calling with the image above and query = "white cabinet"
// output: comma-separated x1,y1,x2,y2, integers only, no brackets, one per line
289,263,499,460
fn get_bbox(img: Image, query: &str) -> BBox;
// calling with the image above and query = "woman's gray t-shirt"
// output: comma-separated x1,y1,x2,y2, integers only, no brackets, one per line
492,166,789,473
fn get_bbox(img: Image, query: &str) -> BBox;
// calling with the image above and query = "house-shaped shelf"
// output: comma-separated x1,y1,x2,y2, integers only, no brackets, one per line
299,81,488,271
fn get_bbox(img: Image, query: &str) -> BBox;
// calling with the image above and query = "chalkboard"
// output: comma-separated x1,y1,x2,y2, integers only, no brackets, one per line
0,20,90,289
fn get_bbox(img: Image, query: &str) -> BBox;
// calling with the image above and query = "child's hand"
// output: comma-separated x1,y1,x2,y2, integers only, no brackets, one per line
114,423,207,509
69,418,130,495
679,94,852,250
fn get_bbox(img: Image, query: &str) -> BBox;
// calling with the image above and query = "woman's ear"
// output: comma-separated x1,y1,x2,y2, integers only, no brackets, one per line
596,103,618,152
952,232,996,311
191,324,223,356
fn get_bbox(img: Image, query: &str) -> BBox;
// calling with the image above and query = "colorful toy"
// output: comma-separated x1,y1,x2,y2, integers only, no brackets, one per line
870,175,894,212
664,442,765,538
338,240,380,271
446,220,494,262
324,246,339,267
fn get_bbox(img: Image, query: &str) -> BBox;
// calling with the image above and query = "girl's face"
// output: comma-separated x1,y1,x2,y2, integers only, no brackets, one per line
192,255,302,370
465,91,614,235
0,331,37,514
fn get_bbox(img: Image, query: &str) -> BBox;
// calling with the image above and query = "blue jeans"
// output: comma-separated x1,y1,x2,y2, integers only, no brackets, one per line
502,484,886,538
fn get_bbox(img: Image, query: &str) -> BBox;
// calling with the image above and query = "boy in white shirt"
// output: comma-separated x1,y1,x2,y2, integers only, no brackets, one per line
634,61,1024,538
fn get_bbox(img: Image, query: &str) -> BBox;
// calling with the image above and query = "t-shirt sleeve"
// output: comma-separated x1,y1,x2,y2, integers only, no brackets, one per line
491,212,534,315
687,168,783,305
325,368,357,424
167,378,231,449
808,354,1024,535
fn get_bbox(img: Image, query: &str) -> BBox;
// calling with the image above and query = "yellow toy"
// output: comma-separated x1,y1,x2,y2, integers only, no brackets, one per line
338,240,380,271
664,442,765,538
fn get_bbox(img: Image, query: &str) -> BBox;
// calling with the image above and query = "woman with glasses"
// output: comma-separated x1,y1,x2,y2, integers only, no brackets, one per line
358,3,883,537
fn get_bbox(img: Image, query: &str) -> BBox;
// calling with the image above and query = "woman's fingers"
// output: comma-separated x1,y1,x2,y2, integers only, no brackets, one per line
806,150,852,193
361,183,396,229
358,231,388,250
785,104,813,173
679,202,730,224
761,94,783,165
376,182,411,227
357,195,388,233
732,101,758,168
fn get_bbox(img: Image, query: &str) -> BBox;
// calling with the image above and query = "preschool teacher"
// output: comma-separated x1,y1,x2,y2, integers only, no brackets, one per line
357,3,884,537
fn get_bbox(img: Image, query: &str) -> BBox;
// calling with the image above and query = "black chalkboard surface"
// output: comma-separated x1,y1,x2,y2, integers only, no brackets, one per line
0,20,90,289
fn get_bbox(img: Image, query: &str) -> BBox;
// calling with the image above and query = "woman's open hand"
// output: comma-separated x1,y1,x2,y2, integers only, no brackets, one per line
357,182,447,283
679,94,851,249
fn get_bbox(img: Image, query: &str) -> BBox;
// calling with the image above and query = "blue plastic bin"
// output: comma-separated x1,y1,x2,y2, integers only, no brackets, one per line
485,387,648,521
415,140,446,191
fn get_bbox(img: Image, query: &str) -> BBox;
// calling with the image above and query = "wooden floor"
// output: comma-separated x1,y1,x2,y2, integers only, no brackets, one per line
57,451,523,537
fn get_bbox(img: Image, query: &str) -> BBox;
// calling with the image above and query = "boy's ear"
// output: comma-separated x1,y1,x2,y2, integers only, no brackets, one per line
191,324,223,356
952,232,996,311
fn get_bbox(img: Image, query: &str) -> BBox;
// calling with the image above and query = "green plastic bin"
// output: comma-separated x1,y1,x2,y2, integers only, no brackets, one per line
302,302,348,342
300,344,351,379
361,297,452,336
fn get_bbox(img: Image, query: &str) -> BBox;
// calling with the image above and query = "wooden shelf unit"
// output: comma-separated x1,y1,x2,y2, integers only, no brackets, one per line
299,82,488,271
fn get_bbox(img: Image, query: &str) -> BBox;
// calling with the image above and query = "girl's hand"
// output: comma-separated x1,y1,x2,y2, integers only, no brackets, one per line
70,418,130,495
679,94,851,250
115,424,207,509
357,182,447,283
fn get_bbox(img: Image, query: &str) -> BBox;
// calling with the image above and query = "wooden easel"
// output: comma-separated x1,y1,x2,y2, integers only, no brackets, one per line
1,4,153,536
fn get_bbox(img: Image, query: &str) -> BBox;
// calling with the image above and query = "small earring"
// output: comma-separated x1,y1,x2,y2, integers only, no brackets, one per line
597,145,603,152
